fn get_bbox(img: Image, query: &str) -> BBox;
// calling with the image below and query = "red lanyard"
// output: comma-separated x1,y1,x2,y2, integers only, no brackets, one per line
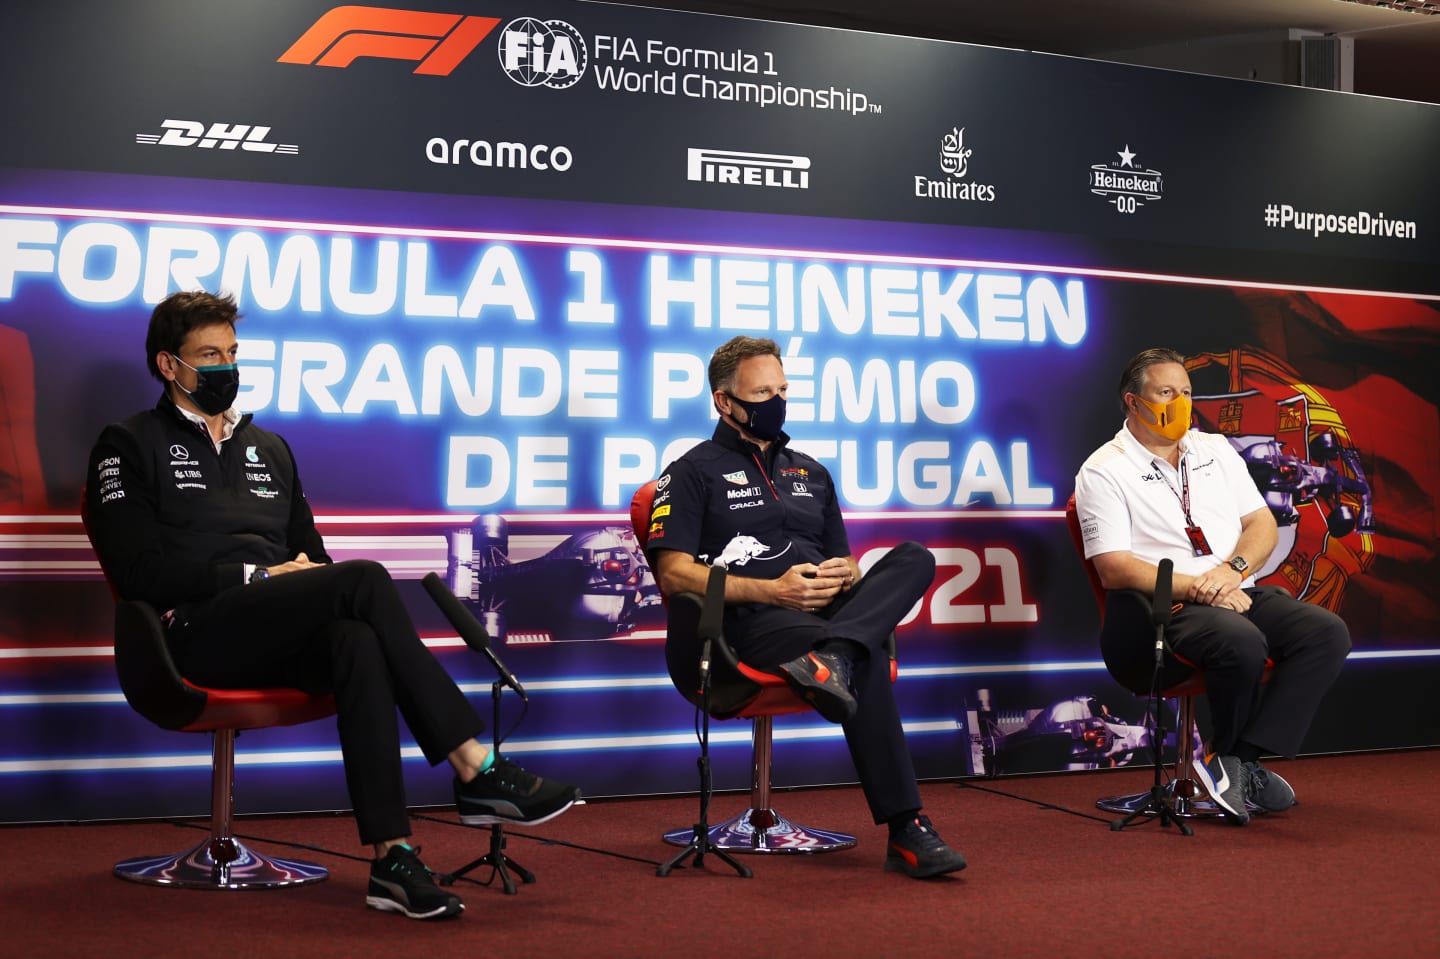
1154,456,1196,527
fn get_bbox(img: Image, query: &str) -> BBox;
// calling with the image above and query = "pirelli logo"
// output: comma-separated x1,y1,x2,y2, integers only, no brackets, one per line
278,5,500,75
687,148,811,190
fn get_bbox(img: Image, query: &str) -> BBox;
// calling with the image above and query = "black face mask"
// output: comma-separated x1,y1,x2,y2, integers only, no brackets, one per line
726,392,787,441
171,354,240,416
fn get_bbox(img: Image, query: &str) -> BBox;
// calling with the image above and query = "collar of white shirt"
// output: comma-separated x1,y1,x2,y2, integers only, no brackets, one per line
175,404,240,453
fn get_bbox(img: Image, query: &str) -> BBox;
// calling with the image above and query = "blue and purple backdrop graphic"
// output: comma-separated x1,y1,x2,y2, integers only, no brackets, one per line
1,0,1437,824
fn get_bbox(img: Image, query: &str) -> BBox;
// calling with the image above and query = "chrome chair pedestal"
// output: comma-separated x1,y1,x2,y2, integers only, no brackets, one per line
113,728,328,890
663,809,856,853
662,715,857,854
1096,784,1228,819
114,837,330,889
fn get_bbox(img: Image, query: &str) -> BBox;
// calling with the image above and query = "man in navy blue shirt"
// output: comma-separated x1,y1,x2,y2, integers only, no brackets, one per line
646,336,966,879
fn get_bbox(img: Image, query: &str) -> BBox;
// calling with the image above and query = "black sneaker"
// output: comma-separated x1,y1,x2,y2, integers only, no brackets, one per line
366,845,463,920
455,756,580,826
1243,760,1297,811
777,649,857,723
884,815,967,879
1193,750,1250,825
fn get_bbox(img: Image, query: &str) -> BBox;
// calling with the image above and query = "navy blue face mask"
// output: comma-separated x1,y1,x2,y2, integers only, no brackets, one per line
726,392,787,441
171,353,240,416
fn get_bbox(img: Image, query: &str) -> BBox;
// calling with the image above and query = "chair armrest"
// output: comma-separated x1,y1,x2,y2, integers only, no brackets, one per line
114,600,208,730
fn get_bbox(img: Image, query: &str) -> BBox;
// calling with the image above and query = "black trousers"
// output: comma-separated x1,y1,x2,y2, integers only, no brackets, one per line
170,560,485,845
1103,586,1351,758
723,541,936,825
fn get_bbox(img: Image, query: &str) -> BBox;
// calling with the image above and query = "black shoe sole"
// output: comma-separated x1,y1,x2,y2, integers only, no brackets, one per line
457,795,579,827
366,895,464,920
884,854,968,879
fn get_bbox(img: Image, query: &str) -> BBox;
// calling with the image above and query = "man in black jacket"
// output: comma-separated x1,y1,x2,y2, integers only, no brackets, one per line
85,291,577,919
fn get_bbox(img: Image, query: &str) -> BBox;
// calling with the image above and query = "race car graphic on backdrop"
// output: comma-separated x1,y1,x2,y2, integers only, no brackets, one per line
442,516,665,644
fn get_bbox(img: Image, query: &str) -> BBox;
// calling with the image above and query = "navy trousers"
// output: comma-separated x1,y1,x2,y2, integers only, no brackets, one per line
723,541,936,825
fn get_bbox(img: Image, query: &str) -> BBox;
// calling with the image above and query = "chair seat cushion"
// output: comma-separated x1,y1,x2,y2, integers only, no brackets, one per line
178,684,336,733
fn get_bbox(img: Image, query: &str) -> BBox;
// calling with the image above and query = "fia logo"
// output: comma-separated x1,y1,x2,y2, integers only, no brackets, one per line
497,18,587,88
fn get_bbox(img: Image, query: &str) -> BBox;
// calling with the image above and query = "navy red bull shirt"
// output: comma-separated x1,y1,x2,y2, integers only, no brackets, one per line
646,420,849,581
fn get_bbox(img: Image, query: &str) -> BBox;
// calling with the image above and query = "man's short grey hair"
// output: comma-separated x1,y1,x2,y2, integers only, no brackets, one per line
1117,347,1187,411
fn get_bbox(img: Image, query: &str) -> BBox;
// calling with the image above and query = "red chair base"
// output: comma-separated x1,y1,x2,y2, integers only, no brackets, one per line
114,835,328,889
663,807,856,854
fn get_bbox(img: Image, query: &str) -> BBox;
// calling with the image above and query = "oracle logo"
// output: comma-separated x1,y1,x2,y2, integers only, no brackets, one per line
278,5,499,75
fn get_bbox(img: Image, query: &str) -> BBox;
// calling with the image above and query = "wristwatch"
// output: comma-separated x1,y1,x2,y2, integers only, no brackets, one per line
249,567,271,584
1227,555,1249,575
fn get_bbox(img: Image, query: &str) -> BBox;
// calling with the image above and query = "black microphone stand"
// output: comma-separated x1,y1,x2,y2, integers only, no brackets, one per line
1110,560,1192,836
657,566,751,878
440,678,536,894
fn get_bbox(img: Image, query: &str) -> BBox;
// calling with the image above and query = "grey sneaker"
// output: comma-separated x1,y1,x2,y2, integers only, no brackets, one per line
366,845,463,920
1243,761,1297,811
1193,750,1250,825
454,756,580,826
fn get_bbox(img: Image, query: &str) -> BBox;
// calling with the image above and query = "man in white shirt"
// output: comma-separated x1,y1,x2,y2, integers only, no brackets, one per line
1074,348,1350,824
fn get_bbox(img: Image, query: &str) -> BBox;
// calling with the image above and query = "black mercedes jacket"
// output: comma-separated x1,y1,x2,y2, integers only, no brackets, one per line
84,393,328,610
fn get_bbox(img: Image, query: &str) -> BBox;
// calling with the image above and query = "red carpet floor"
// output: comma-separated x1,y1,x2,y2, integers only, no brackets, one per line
7,749,1439,959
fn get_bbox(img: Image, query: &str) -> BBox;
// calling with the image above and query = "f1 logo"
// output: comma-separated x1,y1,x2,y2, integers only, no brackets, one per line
278,5,499,75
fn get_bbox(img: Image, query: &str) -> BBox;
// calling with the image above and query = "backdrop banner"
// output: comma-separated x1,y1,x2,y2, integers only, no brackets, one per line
2,0,1437,823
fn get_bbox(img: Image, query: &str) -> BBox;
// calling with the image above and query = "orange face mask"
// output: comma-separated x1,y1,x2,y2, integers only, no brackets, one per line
1133,393,1192,441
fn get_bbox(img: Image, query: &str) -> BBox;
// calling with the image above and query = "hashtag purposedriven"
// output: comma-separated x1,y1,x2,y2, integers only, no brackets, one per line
1263,203,1417,240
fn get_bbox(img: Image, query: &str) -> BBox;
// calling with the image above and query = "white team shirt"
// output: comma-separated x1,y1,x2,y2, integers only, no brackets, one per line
1073,422,1268,582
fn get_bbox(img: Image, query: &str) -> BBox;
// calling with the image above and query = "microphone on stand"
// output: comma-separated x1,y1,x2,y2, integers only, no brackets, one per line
1151,558,1174,629
422,572,527,701
697,562,727,683
1150,558,1174,667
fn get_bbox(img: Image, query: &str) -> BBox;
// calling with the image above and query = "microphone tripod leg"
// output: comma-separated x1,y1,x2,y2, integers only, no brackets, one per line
656,732,751,878
1110,621,1193,836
